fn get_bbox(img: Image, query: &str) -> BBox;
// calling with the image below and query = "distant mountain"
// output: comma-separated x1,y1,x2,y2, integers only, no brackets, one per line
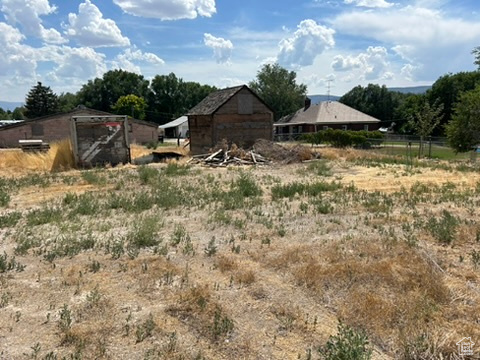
0,101,23,111
308,94,341,104
388,86,431,94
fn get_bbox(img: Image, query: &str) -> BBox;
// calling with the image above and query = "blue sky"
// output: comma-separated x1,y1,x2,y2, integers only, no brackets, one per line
0,0,479,102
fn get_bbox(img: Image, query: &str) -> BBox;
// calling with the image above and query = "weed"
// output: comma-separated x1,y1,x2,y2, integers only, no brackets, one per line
471,250,480,269
0,211,21,228
306,160,332,177
0,252,25,273
87,260,101,273
318,322,372,360
81,170,107,186
170,224,188,246
138,165,159,185
26,207,62,226
58,304,73,333
136,313,156,343
211,307,234,341
164,163,190,177
127,216,161,249
204,237,217,257
425,210,458,244
0,189,10,207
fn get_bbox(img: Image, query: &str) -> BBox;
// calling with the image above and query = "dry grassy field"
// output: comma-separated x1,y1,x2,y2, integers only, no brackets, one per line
0,143,479,359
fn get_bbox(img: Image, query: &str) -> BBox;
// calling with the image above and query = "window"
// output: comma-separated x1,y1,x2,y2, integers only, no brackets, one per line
364,124,369,131
342,125,348,130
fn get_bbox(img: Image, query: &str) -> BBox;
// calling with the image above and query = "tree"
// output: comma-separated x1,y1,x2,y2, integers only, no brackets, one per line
340,84,404,122
24,82,59,118
12,107,25,120
112,94,147,120
427,71,480,133
77,70,150,113
148,73,216,124
408,100,444,157
249,63,307,121
446,86,480,152
58,92,79,113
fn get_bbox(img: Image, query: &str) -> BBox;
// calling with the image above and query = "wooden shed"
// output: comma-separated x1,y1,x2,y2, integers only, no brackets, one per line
0,106,158,148
186,85,274,154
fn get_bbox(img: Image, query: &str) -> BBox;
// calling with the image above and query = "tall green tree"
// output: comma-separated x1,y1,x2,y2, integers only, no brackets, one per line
340,84,404,122
12,107,25,120
408,100,444,157
426,71,480,133
148,73,216,123
77,70,150,113
112,94,147,120
249,63,307,121
24,82,59,118
446,86,480,152
58,92,79,113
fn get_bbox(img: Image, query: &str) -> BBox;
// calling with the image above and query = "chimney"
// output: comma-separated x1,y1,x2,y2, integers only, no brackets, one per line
304,97,311,111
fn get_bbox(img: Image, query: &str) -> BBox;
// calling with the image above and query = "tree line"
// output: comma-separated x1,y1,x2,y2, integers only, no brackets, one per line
6,47,480,152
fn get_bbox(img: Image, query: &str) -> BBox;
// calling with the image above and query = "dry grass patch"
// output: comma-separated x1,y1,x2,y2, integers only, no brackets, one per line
267,238,453,355
0,139,74,175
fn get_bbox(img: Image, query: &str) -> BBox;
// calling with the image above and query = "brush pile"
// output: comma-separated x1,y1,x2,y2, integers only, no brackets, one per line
189,144,270,167
189,140,317,167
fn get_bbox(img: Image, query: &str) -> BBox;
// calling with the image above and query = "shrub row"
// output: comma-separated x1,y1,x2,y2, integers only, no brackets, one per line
303,129,384,148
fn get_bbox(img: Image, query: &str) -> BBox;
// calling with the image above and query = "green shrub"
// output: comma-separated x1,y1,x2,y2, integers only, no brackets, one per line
0,211,21,228
0,189,10,207
318,322,372,360
304,129,384,148
425,210,458,244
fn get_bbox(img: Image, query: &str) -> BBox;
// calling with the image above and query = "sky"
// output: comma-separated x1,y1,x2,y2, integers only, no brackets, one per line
0,0,479,102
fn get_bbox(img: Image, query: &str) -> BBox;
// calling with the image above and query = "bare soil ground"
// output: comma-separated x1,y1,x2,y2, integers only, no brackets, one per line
0,144,479,359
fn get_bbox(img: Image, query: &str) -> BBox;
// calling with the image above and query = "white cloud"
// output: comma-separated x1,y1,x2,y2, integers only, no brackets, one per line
277,19,335,68
332,46,391,80
112,48,165,73
0,0,65,44
203,33,233,64
112,0,216,20
64,0,130,48
49,46,107,80
344,0,394,8
331,5,480,80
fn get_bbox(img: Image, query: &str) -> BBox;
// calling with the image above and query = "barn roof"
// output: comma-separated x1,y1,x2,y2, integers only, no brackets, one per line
0,106,158,130
275,101,381,126
187,85,273,116
159,116,188,129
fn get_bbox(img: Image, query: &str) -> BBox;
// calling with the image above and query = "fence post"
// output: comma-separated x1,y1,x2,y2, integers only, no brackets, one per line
428,136,432,158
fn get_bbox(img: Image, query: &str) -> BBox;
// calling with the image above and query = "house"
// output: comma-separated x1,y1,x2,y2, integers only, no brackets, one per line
187,85,274,154
159,116,189,138
274,99,381,140
0,106,158,148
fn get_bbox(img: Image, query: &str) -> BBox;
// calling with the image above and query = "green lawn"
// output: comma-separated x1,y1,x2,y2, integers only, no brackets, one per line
373,143,472,160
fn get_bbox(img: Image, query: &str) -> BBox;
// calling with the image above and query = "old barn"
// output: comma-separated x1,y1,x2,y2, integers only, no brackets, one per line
0,106,158,148
187,85,273,154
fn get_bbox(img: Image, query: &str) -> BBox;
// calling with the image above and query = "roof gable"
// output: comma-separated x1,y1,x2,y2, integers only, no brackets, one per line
187,85,273,116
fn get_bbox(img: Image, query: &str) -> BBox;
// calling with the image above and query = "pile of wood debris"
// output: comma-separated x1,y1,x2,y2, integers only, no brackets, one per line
188,144,270,167
188,140,317,167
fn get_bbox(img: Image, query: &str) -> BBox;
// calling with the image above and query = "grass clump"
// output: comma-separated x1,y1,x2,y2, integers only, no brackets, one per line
318,322,372,360
271,181,341,200
26,207,62,226
127,216,161,249
0,211,22,228
425,210,458,244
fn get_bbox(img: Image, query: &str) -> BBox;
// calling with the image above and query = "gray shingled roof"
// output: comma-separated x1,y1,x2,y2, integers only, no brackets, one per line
275,101,381,125
187,85,245,116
